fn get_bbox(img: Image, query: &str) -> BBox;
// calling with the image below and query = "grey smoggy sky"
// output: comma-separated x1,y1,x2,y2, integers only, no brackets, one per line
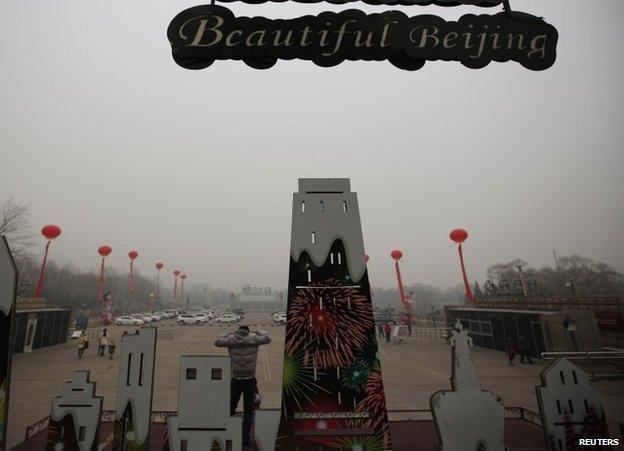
0,0,622,292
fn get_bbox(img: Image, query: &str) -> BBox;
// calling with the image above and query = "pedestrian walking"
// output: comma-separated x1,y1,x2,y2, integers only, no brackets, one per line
378,323,385,339
504,337,517,365
98,328,109,357
215,325,271,449
77,331,88,359
107,338,116,359
518,334,533,364
384,322,392,343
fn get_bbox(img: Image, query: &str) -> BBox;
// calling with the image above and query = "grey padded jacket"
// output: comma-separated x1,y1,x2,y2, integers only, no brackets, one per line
214,329,271,379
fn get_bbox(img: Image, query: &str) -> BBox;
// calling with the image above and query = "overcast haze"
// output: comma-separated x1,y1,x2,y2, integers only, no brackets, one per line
1,0,623,292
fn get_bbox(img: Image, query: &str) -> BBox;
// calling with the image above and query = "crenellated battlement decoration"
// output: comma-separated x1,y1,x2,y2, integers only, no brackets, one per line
165,356,244,451
536,359,612,451
47,371,103,451
113,328,157,451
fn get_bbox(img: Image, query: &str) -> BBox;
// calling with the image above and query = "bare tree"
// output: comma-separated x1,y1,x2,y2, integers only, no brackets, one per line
0,197,36,256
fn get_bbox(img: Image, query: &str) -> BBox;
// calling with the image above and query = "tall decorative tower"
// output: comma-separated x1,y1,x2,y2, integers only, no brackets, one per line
276,179,391,450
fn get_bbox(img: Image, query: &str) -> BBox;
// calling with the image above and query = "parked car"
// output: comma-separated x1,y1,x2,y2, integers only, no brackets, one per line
116,316,144,326
273,312,287,325
132,314,152,323
177,314,202,325
193,313,210,323
214,314,240,324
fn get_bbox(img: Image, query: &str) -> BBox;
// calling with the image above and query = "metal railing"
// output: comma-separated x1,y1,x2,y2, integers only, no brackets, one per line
25,407,541,441
541,349,624,380
387,407,542,427
411,327,451,340
25,410,178,441
157,329,175,340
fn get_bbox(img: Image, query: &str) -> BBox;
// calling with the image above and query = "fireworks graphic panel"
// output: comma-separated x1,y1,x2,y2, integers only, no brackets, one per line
276,179,391,450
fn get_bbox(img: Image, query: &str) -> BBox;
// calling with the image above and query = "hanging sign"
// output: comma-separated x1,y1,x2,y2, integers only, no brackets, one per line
215,0,502,5
168,6,558,71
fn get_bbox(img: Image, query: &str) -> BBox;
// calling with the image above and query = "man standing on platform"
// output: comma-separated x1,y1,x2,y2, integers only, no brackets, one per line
215,325,271,449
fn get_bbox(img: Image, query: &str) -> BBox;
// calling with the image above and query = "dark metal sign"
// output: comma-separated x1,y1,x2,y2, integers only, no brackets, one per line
168,5,558,71
215,0,502,5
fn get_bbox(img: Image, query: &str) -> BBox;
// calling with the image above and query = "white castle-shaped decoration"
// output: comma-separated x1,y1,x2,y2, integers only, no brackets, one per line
430,320,506,451
49,371,103,451
166,355,243,451
536,359,612,451
114,327,157,449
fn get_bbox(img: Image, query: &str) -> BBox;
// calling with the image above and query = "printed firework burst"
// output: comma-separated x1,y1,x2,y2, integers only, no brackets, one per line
355,372,389,430
285,279,374,369
282,350,330,411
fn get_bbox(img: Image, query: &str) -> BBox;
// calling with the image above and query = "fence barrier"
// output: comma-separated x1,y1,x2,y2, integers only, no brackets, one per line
26,407,541,441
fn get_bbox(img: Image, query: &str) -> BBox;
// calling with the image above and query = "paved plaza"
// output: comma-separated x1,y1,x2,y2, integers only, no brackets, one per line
6,313,624,448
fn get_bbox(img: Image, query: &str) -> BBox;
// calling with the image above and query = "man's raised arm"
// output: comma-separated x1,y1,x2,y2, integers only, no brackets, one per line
214,332,232,347
253,330,271,345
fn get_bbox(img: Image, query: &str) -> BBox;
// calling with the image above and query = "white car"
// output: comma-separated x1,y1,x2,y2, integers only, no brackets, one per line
177,314,202,325
273,313,287,325
193,313,210,323
132,314,152,323
214,314,240,324
116,316,144,326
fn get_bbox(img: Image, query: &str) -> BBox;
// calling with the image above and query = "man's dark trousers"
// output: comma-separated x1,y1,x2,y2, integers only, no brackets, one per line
230,377,257,447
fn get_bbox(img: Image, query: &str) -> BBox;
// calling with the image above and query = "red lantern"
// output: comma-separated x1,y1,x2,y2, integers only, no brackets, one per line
156,262,164,270
173,270,180,276
450,228,468,244
390,250,403,261
98,245,112,257
41,224,62,240
180,274,187,280
128,250,138,260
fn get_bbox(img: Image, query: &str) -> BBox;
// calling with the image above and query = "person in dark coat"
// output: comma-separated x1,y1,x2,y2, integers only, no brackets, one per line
215,325,271,448
518,334,533,364
384,323,392,343
504,337,517,365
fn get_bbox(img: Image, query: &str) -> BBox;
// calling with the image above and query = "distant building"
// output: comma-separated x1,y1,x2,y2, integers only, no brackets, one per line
231,285,283,313
445,306,602,354
12,304,71,354
473,295,624,347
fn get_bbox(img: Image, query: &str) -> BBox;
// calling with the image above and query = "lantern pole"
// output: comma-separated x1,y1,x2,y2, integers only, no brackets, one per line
128,251,138,312
181,274,187,309
450,229,474,304
34,225,62,298
457,243,474,304
97,246,112,324
34,240,51,298
155,263,164,309
173,270,180,301
390,250,411,312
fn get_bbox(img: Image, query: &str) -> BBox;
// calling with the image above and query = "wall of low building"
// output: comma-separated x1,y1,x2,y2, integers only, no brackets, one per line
475,296,624,349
